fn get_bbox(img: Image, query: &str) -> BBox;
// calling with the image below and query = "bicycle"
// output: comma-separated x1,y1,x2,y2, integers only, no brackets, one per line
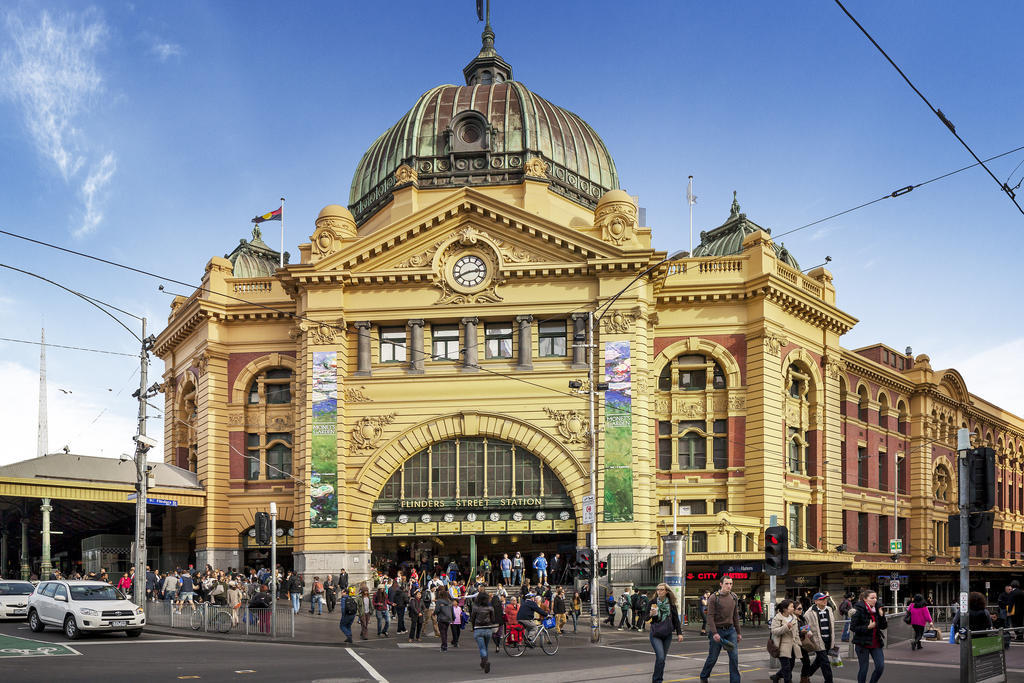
190,602,232,633
503,616,559,656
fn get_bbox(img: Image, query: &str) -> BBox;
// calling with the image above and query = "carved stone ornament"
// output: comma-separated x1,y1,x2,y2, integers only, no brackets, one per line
655,397,670,413
397,223,542,270
343,386,372,403
228,412,244,427
523,156,549,178
543,407,591,445
728,394,746,411
314,213,356,241
301,319,344,345
270,415,293,431
311,226,340,259
194,351,210,376
351,413,397,451
634,374,650,394
764,332,790,356
602,310,636,334
823,352,848,380
434,239,505,305
673,399,703,418
595,200,638,246
394,163,419,186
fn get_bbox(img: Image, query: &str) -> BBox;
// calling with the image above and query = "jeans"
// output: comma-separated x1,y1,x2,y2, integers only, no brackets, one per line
513,568,522,584
310,594,323,614
618,609,632,628
805,649,834,683
438,622,450,649
291,593,300,613
841,620,851,641
912,623,924,647
699,626,741,683
773,655,795,683
375,608,389,635
537,570,547,584
395,605,406,632
450,622,461,645
473,628,492,658
339,613,355,639
855,644,885,683
650,631,673,683
408,614,422,640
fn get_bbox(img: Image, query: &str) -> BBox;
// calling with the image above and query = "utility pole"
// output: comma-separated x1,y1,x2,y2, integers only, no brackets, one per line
767,514,777,621
133,318,158,606
956,428,971,678
270,501,278,639
587,311,599,644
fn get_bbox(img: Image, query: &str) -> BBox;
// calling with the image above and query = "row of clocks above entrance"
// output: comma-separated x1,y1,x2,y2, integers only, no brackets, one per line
375,510,572,525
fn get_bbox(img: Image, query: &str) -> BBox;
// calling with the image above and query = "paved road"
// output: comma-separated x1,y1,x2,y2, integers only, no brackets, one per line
0,619,1020,682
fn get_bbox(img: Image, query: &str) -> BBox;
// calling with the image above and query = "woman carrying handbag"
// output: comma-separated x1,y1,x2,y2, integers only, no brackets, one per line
646,583,683,683
769,599,802,683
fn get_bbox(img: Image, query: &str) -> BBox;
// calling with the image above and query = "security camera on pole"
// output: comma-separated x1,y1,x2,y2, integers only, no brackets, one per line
131,319,159,608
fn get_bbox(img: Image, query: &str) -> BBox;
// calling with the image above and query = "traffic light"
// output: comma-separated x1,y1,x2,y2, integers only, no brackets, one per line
764,526,789,576
948,512,994,546
576,547,593,579
255,511,271,545
598,559,608,577
968,447,996,512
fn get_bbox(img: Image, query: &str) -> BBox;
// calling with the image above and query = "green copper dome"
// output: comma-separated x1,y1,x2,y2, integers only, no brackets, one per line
348,27,619,225
225,226,286,278
692,193,800,270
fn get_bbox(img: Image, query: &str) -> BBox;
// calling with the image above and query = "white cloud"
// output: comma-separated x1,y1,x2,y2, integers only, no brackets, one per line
77,152,117,237
1,10,117,236
948,338,1024,419
0,360,161,466
150,41,183,62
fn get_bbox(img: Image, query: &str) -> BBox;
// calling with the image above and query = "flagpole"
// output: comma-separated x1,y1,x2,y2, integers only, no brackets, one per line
279,197,285,268
688,176,694,253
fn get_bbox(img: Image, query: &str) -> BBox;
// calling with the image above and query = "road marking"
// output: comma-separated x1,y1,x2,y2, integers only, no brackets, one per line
70,639,198,645
177,677,200,680
0,632,80,658
234,670,256,674
666,669,762,682
346,648,388,683
598,643,699,660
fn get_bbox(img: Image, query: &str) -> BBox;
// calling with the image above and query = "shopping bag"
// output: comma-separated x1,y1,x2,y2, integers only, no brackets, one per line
828,646,843,668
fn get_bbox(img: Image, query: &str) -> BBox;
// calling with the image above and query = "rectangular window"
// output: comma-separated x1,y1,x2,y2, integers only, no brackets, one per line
487,440,513,497
690,531,708,553
485,323,513,359
712,419,728,469
713,499,728,514
897,456,907,494
538,320,567,357
788,427,801,473
897,517,908,552
431,441,456,498
788,503,803,547
380,327,407,363
858,446,869,487
266,433,292,480
514,446,541,496
679,499,707,514
658,500,673,516
734,533,743,552
404,450,429,498
878,515,889,553
264,369,292,404
858,512,868,552
382,471,401,499
431,325,460,361
677,367,706,390
246,433,261,480
459,439,485,497
542,464,564,496
658,421,673,470
878,453,888,491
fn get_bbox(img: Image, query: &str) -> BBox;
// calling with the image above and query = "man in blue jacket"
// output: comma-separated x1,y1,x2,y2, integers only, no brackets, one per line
533,553,548,585
516,593,549,645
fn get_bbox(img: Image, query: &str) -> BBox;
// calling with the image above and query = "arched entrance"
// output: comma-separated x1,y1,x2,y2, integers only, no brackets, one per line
370,436,578,584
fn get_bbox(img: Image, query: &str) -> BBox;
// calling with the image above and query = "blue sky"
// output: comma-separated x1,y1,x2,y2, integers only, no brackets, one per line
1,1,1022,464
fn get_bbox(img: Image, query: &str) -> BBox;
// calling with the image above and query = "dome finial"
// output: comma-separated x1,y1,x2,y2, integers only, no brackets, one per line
464,0,512,85
729,190,741,219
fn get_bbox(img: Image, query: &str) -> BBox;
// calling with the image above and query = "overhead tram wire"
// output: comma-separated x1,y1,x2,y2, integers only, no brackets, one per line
0,337,136,357
833,0,1024,216
0,263,143,343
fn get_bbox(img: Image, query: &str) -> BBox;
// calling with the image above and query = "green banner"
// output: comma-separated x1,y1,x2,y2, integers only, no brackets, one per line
310,351,338,527
603,341,633,522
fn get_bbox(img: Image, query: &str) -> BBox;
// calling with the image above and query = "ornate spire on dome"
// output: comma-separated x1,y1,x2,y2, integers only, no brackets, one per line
729,191,741,220
463,2,513,85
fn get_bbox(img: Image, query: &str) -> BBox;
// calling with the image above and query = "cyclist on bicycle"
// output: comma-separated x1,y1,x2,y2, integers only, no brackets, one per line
516,593,549,646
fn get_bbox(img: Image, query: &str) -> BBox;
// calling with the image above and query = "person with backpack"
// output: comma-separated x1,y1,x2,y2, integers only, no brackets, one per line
618,586,633,629
699,575,743,683
634,590,650,631
768,599,801,683
479,556,492,586
435,586,454,652
287,572,304,614
838,592,854,642
338,587,357,643
849,589,887,683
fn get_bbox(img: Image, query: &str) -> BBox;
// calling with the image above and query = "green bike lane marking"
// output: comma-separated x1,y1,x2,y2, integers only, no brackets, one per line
0,632,81,658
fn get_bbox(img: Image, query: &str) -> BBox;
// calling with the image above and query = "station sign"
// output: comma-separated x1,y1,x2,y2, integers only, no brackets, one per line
126,494,178,506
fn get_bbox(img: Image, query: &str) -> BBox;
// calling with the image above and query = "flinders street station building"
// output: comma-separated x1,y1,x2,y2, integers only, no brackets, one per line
154,27,1024,604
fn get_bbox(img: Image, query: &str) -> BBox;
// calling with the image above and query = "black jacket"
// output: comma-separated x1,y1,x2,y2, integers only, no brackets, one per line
338,573,349,592
849,602,887,647
646,601,683,636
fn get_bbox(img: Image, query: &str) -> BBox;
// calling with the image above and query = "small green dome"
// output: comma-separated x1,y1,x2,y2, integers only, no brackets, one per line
348,28,618,225
225,226,286,278
692,192,800,270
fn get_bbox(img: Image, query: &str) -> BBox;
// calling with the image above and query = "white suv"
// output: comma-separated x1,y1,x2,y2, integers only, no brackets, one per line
0,580,35,619
28,580,145,639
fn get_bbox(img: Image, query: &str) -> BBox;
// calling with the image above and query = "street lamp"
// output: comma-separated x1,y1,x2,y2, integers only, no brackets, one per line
584,248,687,643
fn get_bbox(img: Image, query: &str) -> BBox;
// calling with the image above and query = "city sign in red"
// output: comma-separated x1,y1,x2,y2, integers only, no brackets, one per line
685,571,751,581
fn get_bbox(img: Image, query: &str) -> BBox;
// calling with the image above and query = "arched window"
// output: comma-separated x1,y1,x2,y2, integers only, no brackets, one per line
897,401,908,435
839,376,849,417
657,354,726,391
248,368,293,405
788,364,808,399
787,428,808,474
877,392,889,428
857,385,869,422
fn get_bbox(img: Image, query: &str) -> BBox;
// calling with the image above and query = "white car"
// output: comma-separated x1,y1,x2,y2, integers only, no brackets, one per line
27,580,145,639
0,580,35,619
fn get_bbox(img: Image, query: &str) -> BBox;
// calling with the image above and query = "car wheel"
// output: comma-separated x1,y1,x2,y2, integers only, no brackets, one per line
125,629,142,638
64,614,82,640
28,610,45,632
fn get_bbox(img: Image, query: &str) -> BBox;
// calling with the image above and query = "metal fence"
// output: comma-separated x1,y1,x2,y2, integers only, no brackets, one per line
606,552,662,588
145,601,294,638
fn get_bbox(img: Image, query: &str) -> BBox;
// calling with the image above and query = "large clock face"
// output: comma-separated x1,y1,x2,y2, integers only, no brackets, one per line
452,254,487,288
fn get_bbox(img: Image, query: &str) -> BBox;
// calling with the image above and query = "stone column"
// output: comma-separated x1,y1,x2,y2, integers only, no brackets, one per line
40,498,52,579
515,315,534,371
354,322,372,376
461,317,479,372
571,313,588,369
20,516,29,580
407,319,425,374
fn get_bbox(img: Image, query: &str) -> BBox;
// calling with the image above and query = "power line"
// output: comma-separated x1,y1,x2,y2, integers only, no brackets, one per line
833,0,1024,216
0,337,136,357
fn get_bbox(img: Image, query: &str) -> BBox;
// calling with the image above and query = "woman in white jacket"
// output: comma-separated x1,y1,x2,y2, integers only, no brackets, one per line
769,599,802,683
